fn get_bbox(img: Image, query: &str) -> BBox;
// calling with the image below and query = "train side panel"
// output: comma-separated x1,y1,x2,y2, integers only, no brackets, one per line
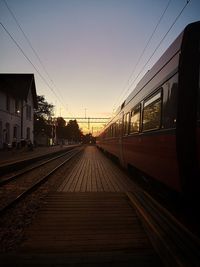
122,133,180,191
97,22,200,195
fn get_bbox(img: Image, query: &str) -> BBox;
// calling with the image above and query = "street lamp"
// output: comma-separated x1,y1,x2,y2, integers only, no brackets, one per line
16,102,27,142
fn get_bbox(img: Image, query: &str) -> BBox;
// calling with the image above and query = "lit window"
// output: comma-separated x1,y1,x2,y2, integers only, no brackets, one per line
142,91,162,131
130,105,140,133
15,99,20,114
123,113,130,135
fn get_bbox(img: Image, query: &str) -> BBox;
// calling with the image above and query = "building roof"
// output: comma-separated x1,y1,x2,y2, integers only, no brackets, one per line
0,73,38,108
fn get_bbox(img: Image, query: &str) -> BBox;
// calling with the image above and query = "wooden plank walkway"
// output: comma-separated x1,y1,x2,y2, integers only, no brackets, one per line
0,146,163,266
58,146,135,192
1,193,163,266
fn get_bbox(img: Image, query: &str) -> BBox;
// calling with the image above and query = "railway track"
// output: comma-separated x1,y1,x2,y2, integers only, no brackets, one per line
0,145,79,176
0,145,200,266
0,146,83,215
0,147,80,186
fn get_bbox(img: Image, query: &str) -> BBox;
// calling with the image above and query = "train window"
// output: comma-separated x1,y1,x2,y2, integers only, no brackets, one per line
130,105,141,133
108,127,110,138
104,129,107,138
142,91,162,131
109,126,111,138
110,125,113,137
119,118,123,136
123,113,130,135
112,124,114,137
127,113,130,134
112,123,116,138
110,123,116,138
115,120,119,137
162,74,178,129
107,129,109,138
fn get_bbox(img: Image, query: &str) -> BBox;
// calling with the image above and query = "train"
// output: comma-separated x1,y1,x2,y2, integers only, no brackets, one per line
97,21,200,197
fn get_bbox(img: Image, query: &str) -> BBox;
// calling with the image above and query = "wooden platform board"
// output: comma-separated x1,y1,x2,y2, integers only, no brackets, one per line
0,146,164,266
58,146,135,192
1,192,163,266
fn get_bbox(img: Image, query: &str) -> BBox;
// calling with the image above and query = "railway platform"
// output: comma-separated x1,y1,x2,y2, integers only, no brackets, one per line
0,144,78,167
0,145,200,266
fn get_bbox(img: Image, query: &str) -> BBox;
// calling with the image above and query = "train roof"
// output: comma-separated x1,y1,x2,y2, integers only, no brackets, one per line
103,30,184,129
124,33,182,106
124,21,200,108
99,21,200,134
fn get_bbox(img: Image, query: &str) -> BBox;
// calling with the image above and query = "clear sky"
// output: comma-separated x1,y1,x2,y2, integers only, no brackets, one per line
1,0,200,134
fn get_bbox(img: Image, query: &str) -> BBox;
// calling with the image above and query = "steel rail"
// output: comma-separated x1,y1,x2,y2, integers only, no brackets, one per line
0,148,83,216
0,147,78,186
0,145,79,175
126,190,200,267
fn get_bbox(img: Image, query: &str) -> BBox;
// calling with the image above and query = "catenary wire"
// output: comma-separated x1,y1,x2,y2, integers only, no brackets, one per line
124,0,191,97
0,21,66,110
128,0,172,86
112,0,172,112
112,0,191,112
1,0,73,117
2,0,52,83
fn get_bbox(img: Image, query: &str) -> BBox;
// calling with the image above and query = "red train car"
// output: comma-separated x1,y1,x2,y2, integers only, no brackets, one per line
97,21,200,196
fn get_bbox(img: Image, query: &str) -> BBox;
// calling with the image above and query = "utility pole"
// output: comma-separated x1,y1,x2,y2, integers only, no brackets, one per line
54,118,57,145
88,117,90,130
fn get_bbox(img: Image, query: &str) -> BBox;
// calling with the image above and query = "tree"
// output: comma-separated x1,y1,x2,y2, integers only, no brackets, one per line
82,133,96,144
66,120,82,142
34,95,54,137
34,95,54,119
56,117,67,140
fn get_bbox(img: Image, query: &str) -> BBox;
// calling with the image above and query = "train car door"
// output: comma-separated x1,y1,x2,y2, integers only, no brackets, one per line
197,58,200,179
176,22,200,194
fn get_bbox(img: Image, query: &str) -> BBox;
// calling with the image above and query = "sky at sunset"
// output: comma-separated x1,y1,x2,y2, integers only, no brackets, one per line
1,0,200,134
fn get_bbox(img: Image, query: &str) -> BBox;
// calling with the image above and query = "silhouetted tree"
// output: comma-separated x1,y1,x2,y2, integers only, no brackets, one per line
34,95,54,119
56,117,67,140
83,133,96,144
34,95,54,137
66,120,82,142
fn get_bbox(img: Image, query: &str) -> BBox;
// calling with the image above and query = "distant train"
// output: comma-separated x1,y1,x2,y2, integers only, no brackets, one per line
97,21,200,197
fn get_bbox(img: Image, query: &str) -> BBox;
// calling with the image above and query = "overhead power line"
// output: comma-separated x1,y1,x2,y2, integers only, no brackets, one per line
112,0,172,112
0,21,66,109
1,0,72,117
112,0,191,112
2,0,52,82
128,0,172,86
125,0,191,95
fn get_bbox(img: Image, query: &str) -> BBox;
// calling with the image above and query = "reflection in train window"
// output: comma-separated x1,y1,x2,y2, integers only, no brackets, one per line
123,113,130,135
115,120,119,137
162,74,178,129
112,123,116,137
142,91,162,131
130,105,140,133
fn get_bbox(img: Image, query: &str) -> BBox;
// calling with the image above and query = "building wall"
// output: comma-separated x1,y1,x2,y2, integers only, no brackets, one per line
0,89,34,149
21,89,34,143
0,91,21,149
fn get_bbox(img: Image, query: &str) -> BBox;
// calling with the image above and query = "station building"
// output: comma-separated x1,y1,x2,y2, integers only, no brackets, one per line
0,74,37,149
